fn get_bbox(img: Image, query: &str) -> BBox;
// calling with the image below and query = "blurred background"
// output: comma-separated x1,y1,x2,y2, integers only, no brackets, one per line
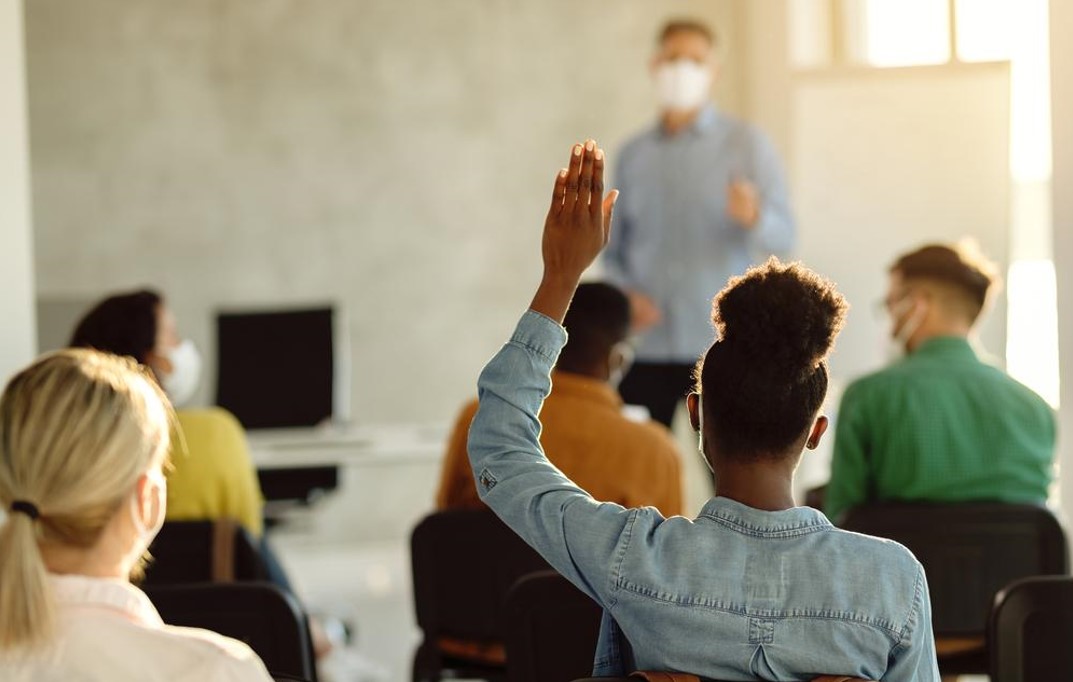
3,0,1073,679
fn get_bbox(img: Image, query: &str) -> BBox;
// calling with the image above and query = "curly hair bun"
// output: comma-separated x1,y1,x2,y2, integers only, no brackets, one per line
712,257,848,379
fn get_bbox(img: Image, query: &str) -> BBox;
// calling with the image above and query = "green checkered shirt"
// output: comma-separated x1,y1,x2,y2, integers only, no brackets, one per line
825,336,1056,522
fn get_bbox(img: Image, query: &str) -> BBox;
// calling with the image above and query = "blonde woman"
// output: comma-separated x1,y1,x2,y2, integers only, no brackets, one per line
0,350,272,681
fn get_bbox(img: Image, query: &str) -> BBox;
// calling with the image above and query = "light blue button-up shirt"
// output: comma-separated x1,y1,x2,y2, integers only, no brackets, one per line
468,311,939,680
604,106,796,363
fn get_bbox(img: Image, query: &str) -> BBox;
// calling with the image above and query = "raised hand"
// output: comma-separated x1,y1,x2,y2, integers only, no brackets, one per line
530,139,619,323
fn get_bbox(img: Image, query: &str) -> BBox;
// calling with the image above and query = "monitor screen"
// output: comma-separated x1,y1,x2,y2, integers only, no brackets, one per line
216,307,336,429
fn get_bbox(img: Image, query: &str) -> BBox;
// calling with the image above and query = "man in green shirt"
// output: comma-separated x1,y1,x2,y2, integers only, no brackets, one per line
825,243,1055,522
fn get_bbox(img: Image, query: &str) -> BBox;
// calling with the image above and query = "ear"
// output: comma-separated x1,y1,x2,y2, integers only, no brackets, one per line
806,415,829,450
143,350,173,379
133,472,154,519
686,392,701,432
650,54,662,77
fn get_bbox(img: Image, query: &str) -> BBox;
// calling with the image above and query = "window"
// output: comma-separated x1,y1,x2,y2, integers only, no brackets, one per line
846,0,951,67
788,0,1058,405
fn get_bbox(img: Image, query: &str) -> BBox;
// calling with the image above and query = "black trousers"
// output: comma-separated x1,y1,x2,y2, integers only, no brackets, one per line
618,361,697,428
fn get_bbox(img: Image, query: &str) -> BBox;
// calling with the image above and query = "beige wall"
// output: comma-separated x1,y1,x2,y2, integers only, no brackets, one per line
1050,0,1073,516
0,0,36,383
26,0,743,424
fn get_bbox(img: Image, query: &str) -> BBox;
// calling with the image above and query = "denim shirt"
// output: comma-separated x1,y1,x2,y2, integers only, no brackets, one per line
468,311,940,681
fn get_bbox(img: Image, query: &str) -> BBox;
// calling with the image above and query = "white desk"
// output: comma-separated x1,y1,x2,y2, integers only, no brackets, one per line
248,423,449,546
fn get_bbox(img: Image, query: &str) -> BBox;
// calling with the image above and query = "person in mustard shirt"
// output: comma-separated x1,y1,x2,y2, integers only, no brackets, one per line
437,282,683,517
69,290,265,537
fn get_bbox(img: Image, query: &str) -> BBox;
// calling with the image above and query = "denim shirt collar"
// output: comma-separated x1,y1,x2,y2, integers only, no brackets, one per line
696,496,833,537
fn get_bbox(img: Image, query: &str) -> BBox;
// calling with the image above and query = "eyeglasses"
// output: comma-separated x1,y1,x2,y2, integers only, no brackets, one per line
874,289,913,319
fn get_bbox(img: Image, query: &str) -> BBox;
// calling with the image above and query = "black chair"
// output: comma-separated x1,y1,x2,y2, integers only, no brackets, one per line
841,502,1068,674
143,519,269,586
573,677,869,682
989,576,1073,681
411,509,552,682
504,571,603,682
147,581,316,682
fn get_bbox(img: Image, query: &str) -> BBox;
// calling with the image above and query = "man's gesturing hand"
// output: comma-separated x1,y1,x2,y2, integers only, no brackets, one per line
531,139,620,323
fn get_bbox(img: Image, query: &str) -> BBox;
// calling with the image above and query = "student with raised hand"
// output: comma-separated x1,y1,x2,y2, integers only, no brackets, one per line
0,350,272,681
467,139,939,680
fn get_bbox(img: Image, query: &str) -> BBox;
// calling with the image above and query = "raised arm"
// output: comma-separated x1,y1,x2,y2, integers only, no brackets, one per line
468,140,651,606
529,139,619,323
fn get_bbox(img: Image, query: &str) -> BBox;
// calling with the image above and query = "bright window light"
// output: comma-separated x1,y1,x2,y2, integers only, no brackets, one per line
955,0,1014,62
854,0,951,67
1006,260,1060,408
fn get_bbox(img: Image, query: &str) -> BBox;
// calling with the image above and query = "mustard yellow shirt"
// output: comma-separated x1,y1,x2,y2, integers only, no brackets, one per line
437,370,683,517
168,408,265,537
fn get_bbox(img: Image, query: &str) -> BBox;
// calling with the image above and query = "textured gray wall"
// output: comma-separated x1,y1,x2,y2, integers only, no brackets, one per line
27,0,744,423
1,0,36,383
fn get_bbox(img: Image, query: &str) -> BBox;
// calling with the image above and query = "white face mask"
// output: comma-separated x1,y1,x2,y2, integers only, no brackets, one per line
129,468,167,554
655,59,712,112
886,297,927,361
608,342,636,389
161,339,201,407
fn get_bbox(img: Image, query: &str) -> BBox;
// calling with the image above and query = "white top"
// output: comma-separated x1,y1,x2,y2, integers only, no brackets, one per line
0,574,273,681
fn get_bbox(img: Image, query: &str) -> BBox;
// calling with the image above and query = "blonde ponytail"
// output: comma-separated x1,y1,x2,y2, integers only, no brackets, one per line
0,350,171,650
0,511,52,648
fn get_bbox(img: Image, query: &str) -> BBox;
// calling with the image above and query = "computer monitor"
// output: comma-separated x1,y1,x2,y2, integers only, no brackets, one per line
215,306,346,429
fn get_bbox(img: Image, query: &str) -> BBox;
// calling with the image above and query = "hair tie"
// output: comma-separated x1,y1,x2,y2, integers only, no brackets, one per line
10,500,40,520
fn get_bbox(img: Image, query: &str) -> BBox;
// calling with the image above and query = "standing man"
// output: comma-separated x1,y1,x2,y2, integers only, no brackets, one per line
604,18,796,427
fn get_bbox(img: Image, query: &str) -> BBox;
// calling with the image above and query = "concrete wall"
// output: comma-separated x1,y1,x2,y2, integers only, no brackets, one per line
1050,0,1073,516
26,0,744,424
0,0,36,383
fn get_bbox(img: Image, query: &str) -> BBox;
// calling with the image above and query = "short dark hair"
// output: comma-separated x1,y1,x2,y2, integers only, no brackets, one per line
69,290,163,365
556,282,631,375
890,243,997,322
695,258,847,460
658,18,717,47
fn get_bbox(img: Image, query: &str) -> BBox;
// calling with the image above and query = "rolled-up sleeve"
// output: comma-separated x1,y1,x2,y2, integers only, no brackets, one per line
467,310,640,606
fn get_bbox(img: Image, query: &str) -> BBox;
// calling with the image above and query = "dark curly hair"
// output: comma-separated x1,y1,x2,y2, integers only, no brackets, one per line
695,258,847,460
69,290,163,366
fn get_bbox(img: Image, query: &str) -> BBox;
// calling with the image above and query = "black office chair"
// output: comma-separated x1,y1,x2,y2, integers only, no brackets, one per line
147,581,317,682
142,519,269,586
410,509,552,682
989,576,1073,681
504,571,603,682
572,676,736,681
842,502,1068,675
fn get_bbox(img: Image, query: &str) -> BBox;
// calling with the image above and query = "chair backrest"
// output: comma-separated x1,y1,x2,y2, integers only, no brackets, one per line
411,509,551,642
504,571,603,682
841,502,1068,636
989,576,1073,682
571,676,872,682
143,519,269,586
146,581,316,682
